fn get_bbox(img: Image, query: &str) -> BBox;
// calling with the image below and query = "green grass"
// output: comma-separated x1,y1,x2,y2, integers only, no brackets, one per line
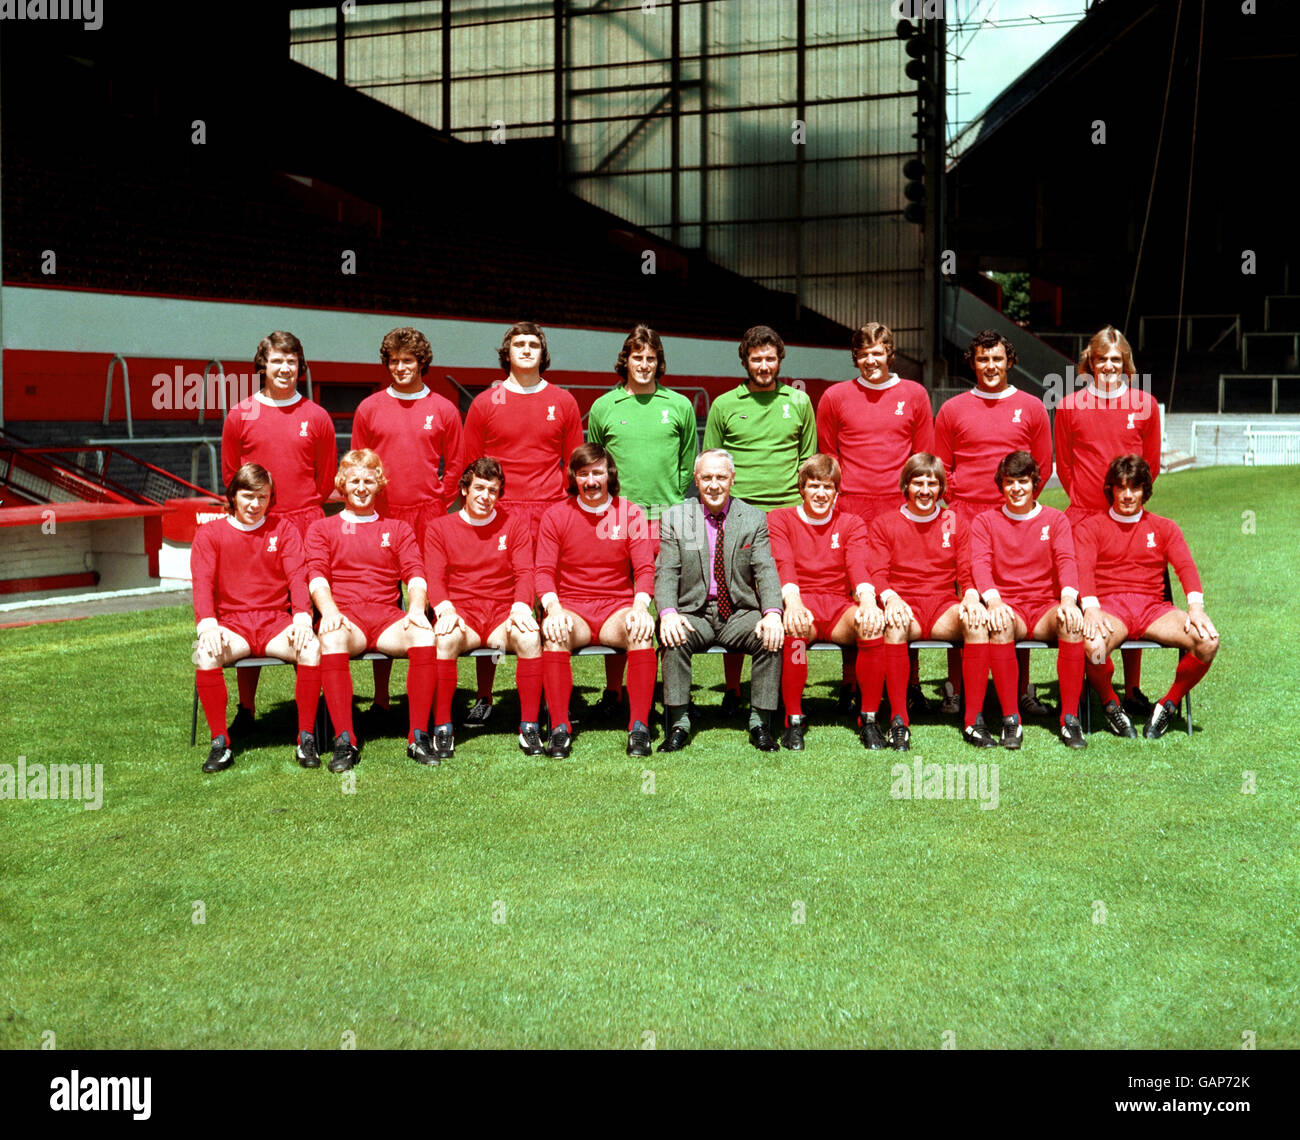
1,467,1296,1048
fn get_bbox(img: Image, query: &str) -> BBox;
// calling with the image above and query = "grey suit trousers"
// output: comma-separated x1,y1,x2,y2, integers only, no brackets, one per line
661,601,780,712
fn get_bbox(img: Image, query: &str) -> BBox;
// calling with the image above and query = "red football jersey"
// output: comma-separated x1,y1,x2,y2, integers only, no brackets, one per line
191,515,310,621
815,376,935,496
969,504,1078,601
534,497,654,601
221,392,337,515
424,506,534,608
766,506,872,596
1074,509,1201,606
458,380,583,503
933,388,1052,507
866,505,972,600
1054,383,1162,512
351,386,464,510
304,511,425,611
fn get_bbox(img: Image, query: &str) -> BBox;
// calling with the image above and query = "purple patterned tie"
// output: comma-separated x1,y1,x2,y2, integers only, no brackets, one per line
711,513,732,620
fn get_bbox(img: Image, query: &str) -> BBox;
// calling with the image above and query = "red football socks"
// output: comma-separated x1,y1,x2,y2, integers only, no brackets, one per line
1164,654,1210,705
1085,658,1120,706
781,639,809,722
855,637,885,718
604,652,626,697
320,652,355,739
625,648,656,730
516,656,543,723
723,652,743,694
989,643,1019,719
961,643,991,727
196,668,229,739
1121,646,1143,696
293,663,321,735
542,650,573,732
371,657,393,709
407,646,435,741
434,658,458,726
885,643,911,726
475,656,495,701
235,666,258,715
1057,641,1085,724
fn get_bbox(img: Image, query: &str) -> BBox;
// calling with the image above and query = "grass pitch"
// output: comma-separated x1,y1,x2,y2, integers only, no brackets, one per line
1,467,1296,1048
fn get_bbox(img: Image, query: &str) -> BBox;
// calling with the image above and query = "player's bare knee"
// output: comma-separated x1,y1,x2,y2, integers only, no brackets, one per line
513,629,541,657
1196,635,1218,663
883,628,906,645
320,629,349,654
298,641,321,667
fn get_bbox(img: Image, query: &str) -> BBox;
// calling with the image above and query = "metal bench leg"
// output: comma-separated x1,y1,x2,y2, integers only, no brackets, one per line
191,685,199,746
1184,689,1193,736
315,694,333,753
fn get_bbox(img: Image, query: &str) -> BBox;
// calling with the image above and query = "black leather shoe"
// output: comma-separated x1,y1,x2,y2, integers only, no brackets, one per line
720,689,743,718
1125,687,1155,720
517,722,545,756
859,718,887,750
202,735,233,773
328,731,360,773
545,726,573,758
657,726,690,753
295,730,321,769
749,724,779,752
906,683,931,715
1019,688,1051,719
836,683,860,714
780,716,807,751
596,689,626,723
626,721,652,758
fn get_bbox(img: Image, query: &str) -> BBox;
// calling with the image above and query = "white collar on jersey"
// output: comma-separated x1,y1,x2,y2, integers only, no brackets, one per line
459,508,498,527
853,373,902,392
796,505,833,526
225,515,267,533
1086,380,1130,400
577,495,612,515
972,385,1018,401
254,390,303,407
386,385,430,401
1109,507,1144,524
339,509,379,524
900,504,940,523
502,376,549,395
1002,502,1043,521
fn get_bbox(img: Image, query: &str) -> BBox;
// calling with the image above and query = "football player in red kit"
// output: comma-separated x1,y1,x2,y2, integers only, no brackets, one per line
306,450,436,772
456,322,583,726
967,451,1087,749
816,322,935,713
1055,325,1164,718
1077,455,1218,739
425,457,543,760
863,453,987,751
766,454,879,751
935,330,1054,719
220,330,337,732
351,326,464,714
535,444,657,760
191,464,321,773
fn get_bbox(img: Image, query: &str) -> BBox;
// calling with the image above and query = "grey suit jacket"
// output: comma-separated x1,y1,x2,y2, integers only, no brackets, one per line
655,497,782,617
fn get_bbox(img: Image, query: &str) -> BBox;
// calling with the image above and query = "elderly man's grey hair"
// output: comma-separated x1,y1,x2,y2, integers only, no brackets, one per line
694,448,736,477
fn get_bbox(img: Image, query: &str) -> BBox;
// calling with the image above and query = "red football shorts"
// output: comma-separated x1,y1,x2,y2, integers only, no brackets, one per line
268,505,325,542
903,593,960,639
799,591,857,641
836,493,903,523
1002,594,1061,637
565,596,631,642
332,603,408,650
1064,503,1102,527
1098,592,1175,638
503,498,564,535
453,598,515,643
222,609,294,657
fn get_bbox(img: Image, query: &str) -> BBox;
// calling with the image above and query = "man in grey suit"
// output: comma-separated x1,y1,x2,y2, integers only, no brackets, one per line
655,449,785,752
